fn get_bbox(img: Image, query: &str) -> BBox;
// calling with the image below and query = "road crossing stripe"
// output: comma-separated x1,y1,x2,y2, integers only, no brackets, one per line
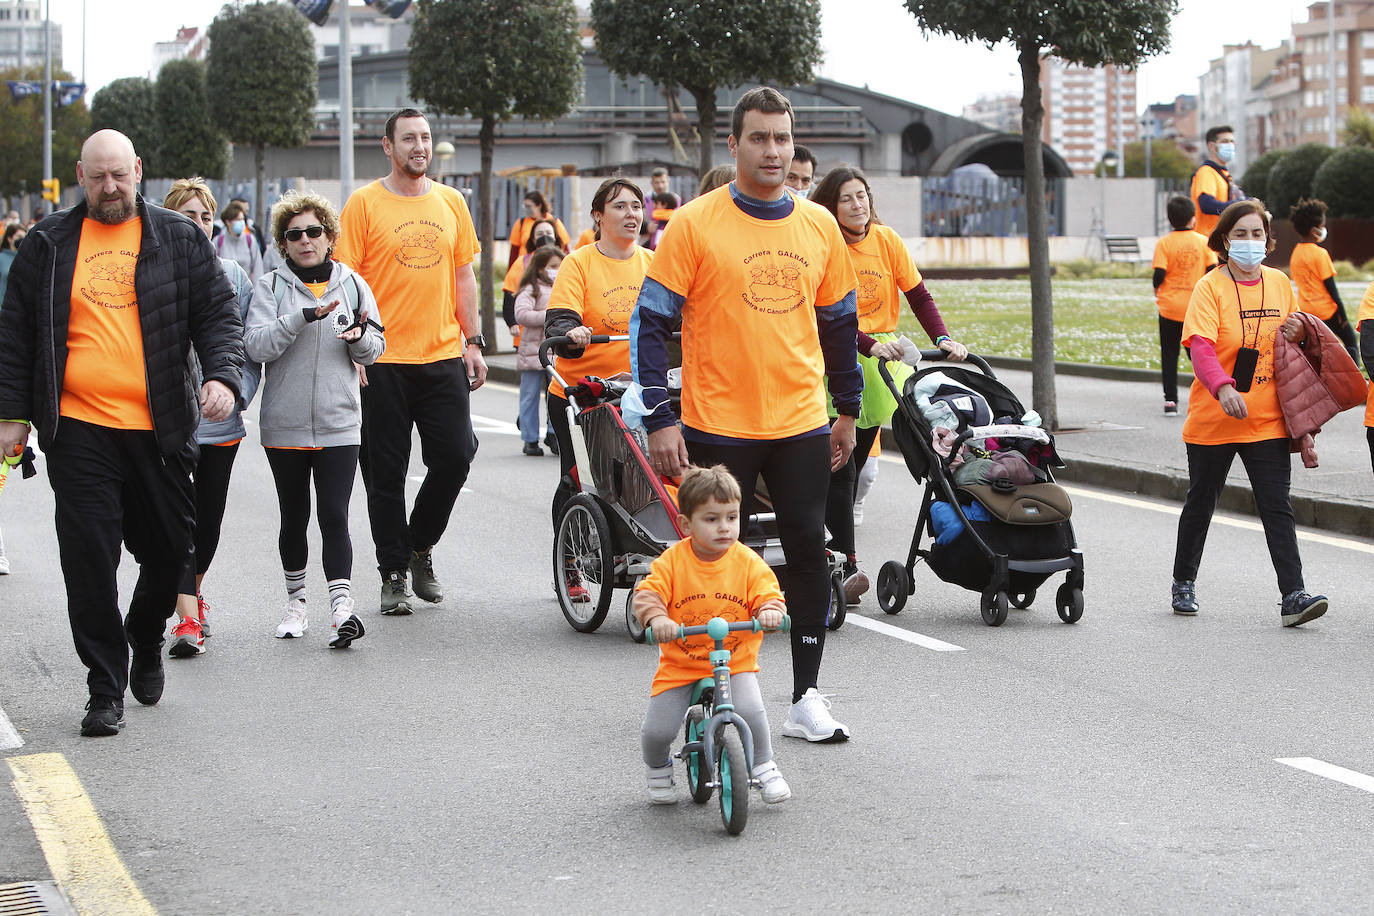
1275,757,1374,794
0,704,21,750
844,614,966,651
7,752,157,916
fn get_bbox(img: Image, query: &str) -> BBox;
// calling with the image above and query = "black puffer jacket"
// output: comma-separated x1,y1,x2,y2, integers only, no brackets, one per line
0,196,243,457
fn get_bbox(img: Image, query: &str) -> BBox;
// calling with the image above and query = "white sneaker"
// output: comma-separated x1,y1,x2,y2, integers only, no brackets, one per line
852,500,865,526
646,764,677,805
328,599,365,649
275,599,308,639
782,688,850,743
752,761,792,803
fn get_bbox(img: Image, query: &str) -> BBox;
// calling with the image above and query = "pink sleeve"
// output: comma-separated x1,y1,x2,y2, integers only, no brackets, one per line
1186,336,1234,398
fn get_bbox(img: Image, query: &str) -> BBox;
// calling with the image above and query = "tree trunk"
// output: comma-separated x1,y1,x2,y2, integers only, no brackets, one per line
689,86,716,176
1019,41,1057,431
254,144,266,242
478,114,496,344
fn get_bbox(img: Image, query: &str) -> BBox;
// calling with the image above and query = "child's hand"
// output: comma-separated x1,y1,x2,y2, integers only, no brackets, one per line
756,607,784,630
649,616,680,643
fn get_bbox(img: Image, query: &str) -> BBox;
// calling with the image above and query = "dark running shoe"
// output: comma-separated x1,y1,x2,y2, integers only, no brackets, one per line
329,600,366,648
81,696,125,737
1163,400,1179,416
1171,579,1198,616
409,550,443,604
1280,590,1328,628
522,442,544,457
129,650,165,705
380,570,413,615
544,433,560,456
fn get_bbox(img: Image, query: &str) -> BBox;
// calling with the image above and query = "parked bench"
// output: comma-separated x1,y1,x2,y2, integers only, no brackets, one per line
1104,236,1147,274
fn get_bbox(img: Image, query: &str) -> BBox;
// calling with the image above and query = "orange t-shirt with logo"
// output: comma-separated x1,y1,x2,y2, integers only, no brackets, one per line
61,218,152,430
1356,281,1374,426
1152,230,1217,323
545,242,652,398
848,223,921,335
334,179,480,365
1290,241,1338,321
636,538,783,696
1190,163,1232,239
647,188,857,439
1181,266,1294,445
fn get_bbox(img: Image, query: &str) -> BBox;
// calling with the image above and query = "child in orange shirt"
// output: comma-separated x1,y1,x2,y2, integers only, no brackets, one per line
1152,196,1217,416
1289,197,1359,364
634,465,791,806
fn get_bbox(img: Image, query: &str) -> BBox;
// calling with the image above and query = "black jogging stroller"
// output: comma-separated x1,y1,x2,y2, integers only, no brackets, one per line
872,351,1084,627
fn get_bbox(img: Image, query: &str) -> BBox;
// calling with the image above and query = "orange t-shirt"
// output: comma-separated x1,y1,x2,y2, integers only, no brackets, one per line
509,216,570,257
334,179,480,365
1190,163,1233,239
1290,241,1338,320
848,224,922,335
1181,266,1294,445
1152,230,1217,323
636,538,783,696
574,228,595,250
647,188,857,439
545,242,653,398
1356,281,1374,426
61,218,152,430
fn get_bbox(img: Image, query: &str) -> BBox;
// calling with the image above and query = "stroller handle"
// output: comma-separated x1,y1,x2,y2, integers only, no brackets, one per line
539,334,627,392
876,349,995,391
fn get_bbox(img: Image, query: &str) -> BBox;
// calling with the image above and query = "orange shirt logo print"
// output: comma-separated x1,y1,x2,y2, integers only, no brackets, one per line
1243,307,1283,385
856,271,883,321
677,599,743,663
741,249,807,315
82,250,136,309
601,285,637,334
392,220,444,270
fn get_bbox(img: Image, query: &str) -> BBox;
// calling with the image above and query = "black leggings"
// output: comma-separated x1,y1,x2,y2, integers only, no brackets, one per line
1159,315,1185,402
547,391,579,526
193,441,240,577
1324,306,1360,366
264,446,359,580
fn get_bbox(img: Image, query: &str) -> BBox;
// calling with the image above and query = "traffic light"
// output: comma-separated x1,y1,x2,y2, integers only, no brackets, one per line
40,178,59,204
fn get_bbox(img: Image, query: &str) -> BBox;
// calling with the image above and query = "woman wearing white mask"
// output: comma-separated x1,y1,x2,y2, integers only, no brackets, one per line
216,201,264,283
1170,200,1328,627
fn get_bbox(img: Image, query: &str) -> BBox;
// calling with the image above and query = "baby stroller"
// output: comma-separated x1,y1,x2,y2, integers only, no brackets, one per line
540,335,846,641
873,351,1084,627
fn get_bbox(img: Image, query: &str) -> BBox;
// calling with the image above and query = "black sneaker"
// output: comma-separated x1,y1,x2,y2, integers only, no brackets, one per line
544,433,560,456
1171,579,1199,616
1280,590,1328,627
380,569,413,615
409,549,443,604
522,442,544,456
1163,400,1179,416
129,650,165,705
81,696,125,737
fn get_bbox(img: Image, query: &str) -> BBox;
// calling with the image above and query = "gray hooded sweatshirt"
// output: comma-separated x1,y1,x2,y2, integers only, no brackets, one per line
244,262,385,448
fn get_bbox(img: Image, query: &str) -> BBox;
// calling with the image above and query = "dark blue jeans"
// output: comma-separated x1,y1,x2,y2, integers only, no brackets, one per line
1173,438,1303,595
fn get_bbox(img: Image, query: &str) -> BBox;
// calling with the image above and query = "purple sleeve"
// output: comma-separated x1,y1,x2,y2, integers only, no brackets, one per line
904,282,949,342
1187,336,1235,397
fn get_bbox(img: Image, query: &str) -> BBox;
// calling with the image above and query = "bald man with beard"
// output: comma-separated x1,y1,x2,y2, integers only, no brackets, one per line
0,129,244,737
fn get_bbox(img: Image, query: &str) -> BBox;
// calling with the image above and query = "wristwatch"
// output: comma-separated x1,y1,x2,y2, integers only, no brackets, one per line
466,334,487,352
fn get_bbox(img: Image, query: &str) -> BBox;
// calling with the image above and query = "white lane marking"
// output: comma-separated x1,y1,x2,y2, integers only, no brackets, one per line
0,704,23,750
1275,757,1374,794
472,414,520,436
844,614,965,652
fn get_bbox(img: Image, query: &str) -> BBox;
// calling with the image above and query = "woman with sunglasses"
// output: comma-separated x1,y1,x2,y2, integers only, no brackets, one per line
245,190,386,648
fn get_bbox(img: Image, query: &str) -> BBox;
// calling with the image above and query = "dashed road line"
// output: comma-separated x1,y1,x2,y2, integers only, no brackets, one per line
8,752,157,915
1275,757,1374,794
0,704,21,750
844,614,965,652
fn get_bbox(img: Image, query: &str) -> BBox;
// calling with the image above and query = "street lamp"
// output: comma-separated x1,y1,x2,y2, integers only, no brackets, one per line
434,141,455,182
1098,150,1119,259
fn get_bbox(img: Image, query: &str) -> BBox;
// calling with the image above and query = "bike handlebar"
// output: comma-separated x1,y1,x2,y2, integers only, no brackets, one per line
538,334,621,370
644,614,791,646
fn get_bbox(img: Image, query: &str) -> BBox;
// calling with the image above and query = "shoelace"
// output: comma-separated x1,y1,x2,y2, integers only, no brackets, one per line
172,618,199,636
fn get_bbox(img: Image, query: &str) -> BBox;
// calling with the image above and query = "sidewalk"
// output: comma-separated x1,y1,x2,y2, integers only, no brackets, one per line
485,353,1374,539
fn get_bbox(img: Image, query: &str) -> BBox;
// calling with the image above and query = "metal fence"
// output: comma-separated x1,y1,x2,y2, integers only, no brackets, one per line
441,174,573,241
1153,178,1189,235
921,176,1066,237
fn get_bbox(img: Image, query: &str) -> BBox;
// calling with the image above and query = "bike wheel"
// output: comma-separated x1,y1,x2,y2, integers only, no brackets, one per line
684,707,711,804
825,575,846,631
716,724,749,835
553,494,614,633
625,585,646,643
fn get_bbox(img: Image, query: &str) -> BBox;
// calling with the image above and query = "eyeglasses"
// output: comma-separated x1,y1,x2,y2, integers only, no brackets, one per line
284,225,326,242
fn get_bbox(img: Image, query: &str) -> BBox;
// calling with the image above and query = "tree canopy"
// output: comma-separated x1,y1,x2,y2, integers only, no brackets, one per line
154,59,230,182
90,77,158,175
1266,142,1333,218
591,0,822,173
1240,148,1288,204
1313,146,1374,219
0,65,90,199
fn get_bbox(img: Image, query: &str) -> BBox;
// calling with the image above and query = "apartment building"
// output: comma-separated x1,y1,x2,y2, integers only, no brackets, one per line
1039,58,1138,176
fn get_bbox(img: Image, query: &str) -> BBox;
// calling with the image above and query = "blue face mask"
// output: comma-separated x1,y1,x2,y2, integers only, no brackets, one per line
1216,142,1236,163
228,219,246,237
1228,238,1266,269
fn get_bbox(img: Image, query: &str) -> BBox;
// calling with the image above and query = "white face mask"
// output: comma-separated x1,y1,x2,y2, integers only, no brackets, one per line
1216,142,1236,163
1316,226,1328,243
1228,238,1266,269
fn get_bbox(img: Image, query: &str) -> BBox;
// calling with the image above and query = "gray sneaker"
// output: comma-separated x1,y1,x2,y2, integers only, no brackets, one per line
380,570,413,616
409,549,444,604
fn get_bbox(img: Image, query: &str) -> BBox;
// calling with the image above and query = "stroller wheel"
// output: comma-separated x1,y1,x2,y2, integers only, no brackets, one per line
553,494,615,633
877,561,908,615
1010,590,1036,610
825,576,846,631
1056,584,1085,624
981,590,1009,627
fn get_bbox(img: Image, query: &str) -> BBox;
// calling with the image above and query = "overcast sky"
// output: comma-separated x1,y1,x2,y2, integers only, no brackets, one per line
49,0,1313,118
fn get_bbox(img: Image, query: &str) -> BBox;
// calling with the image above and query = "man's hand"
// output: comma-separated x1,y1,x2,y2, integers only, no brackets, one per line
830,414,856,471
200,379,235,422
0,421,29,464
648,426,690,480
1217,383,1248,419
465,346,488,390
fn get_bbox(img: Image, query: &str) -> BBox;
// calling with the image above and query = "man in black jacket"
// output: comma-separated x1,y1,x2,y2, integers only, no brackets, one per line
0,129,244,737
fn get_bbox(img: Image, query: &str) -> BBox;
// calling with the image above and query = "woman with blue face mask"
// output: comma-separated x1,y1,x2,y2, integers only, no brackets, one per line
1169,199,1328,628
215,202,264,284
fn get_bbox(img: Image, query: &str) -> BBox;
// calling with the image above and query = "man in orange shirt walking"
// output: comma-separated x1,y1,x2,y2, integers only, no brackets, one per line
0,130,244,736
1189,126,1244,239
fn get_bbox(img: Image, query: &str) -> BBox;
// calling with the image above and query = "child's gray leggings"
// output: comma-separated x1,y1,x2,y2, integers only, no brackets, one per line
640,672,772,769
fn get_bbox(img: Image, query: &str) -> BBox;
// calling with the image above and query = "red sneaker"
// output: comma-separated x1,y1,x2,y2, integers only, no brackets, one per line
169,617,204,657
565,571,590,603
196,593,211,637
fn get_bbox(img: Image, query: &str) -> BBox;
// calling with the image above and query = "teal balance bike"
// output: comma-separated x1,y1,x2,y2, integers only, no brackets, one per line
645,614,790,835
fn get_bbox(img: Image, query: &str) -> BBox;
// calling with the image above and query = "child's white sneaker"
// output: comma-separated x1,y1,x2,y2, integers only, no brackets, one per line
752,761,791,803
646,764,677,805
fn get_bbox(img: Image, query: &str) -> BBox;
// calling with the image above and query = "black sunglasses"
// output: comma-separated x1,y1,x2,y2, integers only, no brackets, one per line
284,225,326,242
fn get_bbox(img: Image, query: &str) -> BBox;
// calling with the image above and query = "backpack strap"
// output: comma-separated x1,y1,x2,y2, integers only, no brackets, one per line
271,272,287,312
